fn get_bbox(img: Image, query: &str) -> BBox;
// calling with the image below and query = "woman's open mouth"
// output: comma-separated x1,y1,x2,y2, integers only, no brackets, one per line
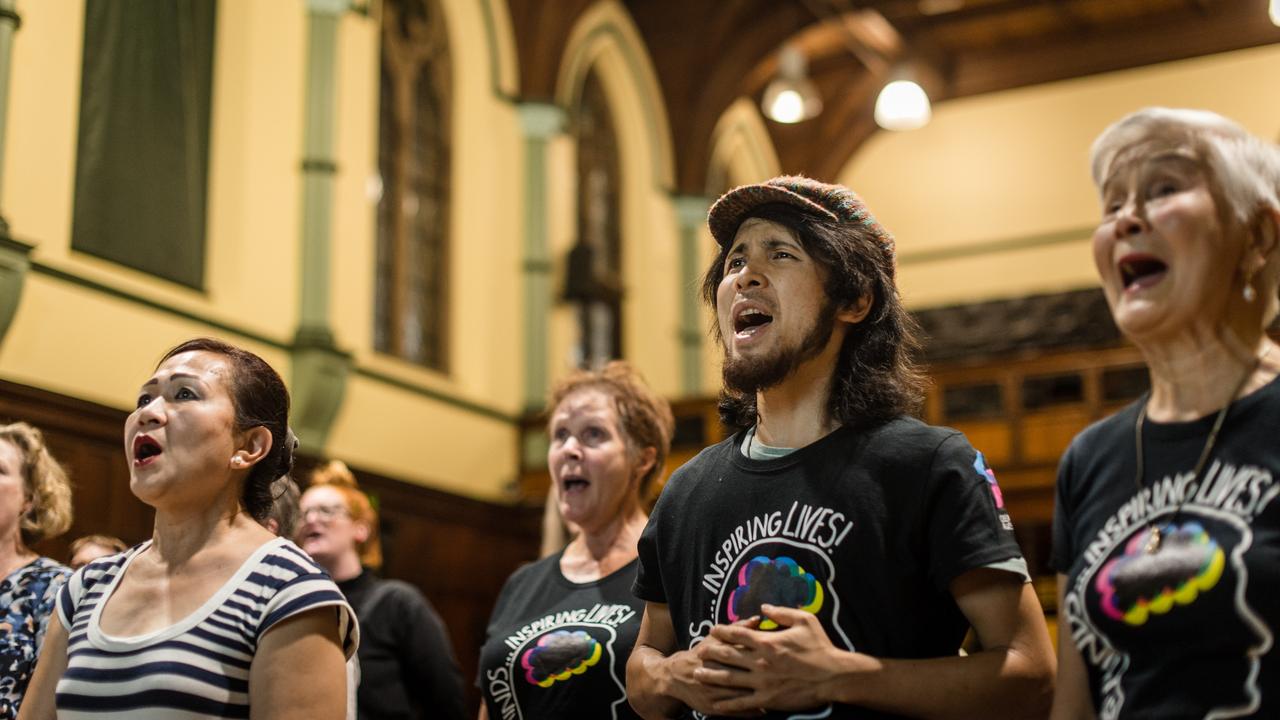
132,435,163,468
561,474,590,495
1118,254,1168,293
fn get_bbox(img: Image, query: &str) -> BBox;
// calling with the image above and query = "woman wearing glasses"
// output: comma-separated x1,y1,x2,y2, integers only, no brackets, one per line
299,461,465,720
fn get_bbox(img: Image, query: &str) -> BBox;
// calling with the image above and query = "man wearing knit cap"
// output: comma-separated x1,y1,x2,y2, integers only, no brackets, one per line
627,177,1055,719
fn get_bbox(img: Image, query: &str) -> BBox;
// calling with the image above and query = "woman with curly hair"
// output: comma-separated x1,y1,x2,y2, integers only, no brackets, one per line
0,422,73,719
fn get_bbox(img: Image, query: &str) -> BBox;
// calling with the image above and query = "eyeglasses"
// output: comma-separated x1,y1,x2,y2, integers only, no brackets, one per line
301,504,349,521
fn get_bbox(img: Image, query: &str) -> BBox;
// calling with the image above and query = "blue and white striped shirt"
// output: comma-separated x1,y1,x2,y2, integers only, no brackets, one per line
55,537,358,719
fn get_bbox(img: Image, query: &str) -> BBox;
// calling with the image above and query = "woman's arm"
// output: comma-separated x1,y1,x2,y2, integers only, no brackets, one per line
1050,574,1097,720
250,607,347,720
15,616,69,720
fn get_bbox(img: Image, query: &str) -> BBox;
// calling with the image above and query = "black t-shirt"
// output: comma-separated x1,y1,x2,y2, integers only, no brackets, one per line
478,552,644,720
634,416,1023,720
1052,375,1280,719
338,571,466,720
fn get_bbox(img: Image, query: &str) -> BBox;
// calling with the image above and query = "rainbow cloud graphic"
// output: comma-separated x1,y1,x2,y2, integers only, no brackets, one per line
727,555,824,630
974,451,1004,509
1095,521,1225,626
520,629,603,687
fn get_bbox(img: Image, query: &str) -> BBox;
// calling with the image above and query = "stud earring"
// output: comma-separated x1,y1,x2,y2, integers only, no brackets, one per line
1244,283,1257,303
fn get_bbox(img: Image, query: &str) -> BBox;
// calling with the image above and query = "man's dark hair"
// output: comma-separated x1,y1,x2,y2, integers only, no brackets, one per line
701,203,926,431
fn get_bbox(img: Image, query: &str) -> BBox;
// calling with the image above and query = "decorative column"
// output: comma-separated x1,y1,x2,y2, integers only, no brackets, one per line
517,102,566,412
292,0,352,452
673,195,711,395
0,1,28,347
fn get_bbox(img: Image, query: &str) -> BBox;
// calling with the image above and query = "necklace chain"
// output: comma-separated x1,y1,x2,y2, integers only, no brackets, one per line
1133,357,1260,554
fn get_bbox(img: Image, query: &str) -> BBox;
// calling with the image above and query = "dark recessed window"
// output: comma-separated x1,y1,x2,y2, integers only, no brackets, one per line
569,68,623,367
1022,373,1084,411
942,383,1004,421
375,0,451,371
71,0,217,289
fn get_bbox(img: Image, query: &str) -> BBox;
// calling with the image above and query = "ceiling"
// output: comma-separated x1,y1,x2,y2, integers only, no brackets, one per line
504,0,1280,195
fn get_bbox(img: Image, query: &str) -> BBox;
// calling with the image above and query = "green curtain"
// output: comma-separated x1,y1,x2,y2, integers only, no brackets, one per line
71,0,217,290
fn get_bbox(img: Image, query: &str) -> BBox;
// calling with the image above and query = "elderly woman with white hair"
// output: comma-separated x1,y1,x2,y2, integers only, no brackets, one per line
1051,108,1280,719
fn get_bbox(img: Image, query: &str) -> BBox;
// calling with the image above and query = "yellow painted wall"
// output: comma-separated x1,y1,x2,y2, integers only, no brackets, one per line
545,0,683,400
1,0,522,501
841,44,1280,310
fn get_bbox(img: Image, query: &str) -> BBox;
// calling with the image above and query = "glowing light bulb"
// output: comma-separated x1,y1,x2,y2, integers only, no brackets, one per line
874,80,932,131
768,90,806,124
1271,0,1280,27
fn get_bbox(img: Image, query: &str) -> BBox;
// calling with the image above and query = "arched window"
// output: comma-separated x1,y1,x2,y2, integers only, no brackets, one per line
566,68,623,367
375,0,451,371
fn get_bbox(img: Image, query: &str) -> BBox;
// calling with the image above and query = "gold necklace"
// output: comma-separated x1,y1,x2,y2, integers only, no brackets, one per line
1132,358,1259,554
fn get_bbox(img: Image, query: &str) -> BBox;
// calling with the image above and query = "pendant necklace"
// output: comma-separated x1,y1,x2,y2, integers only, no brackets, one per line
1132,356,1260,555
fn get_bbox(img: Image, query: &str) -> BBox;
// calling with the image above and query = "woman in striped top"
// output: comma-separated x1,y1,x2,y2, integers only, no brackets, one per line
19,338,358,720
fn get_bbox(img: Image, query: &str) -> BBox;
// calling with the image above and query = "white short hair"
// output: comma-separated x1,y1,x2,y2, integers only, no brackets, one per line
1090,107,1280,226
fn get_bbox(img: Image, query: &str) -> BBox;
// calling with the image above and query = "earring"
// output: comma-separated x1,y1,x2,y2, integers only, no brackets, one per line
1244,283,1257,303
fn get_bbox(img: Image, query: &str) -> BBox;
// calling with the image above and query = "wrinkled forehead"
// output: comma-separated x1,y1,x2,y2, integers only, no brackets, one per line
1097,132,1212,191
551,387,619,425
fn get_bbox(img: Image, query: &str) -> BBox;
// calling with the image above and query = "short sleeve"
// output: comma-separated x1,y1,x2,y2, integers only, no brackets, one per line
259,572,360,660
1049,440,1079,574
925,433,1024,592
632,490,668,604
56,565,88,631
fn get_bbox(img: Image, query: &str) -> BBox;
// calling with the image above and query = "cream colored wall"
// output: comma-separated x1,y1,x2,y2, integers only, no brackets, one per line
2,0,301,398
840,44,1280,310
325,0,523,500
1,0,523,501
546,0,683,399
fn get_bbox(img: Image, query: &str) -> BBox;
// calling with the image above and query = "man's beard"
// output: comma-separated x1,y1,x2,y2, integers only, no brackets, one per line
722,301,838,394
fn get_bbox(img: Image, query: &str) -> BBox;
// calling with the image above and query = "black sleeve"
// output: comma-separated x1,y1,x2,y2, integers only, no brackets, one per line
1050,439,1079,574
390,583,467,720
632,475,671,604
925,432,1024,592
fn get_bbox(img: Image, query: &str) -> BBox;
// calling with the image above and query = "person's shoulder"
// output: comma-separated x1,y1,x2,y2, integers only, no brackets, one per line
1067,398,1142,457
261,537,331,578
663,433,738,489
29,556,72,582
858,416,965,462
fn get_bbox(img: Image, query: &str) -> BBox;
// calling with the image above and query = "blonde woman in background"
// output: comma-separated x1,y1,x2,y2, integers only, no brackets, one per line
0,422,72,720
299,460,465,720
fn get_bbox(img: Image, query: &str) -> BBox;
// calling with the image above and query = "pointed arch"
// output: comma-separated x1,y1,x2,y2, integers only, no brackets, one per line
554,0,675,192
707,97,782,195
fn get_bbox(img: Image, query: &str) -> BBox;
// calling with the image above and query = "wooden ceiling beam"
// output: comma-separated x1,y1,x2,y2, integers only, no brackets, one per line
944,0,1280,98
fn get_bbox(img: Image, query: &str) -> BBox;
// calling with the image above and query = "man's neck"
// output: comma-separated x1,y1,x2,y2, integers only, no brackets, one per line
753,351,841,449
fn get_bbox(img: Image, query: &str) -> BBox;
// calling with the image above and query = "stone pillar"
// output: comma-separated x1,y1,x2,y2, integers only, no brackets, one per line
0,2,27,347
517,102,566,412
292,0,353,452
673,194,711,395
